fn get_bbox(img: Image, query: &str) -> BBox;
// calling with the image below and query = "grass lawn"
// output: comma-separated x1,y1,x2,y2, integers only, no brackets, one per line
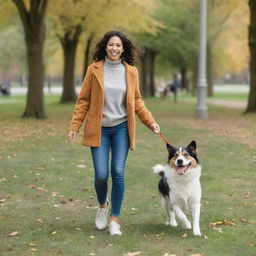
0,95,255,256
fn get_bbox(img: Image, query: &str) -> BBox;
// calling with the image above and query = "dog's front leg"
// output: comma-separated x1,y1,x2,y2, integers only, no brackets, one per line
172,204,191,229
191,203,201,236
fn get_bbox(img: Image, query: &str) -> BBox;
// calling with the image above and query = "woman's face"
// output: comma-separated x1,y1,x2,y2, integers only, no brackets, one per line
105,36,124,61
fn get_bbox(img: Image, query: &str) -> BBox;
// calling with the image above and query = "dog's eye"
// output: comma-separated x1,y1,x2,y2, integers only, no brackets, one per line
184,153,189,157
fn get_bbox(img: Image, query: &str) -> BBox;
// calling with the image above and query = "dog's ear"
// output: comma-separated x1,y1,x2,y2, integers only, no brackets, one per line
166,143,175,159
166,143,174,152
187,141,197,153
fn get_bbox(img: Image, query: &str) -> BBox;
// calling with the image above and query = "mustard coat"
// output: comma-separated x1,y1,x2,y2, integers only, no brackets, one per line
69,60,156,150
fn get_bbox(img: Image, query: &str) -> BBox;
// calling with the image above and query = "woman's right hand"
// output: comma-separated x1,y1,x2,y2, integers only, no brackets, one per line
68,130,77,143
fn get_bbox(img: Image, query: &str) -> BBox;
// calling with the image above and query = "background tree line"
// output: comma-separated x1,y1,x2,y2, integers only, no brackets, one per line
0,0,255,118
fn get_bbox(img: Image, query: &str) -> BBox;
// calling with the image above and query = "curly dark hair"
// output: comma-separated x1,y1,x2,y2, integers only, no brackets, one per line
92,31,139,66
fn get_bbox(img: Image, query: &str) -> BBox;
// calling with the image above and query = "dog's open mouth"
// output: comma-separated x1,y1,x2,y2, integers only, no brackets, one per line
175,163,191,175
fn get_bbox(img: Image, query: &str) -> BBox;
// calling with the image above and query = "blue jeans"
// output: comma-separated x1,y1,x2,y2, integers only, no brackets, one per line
90,122,130,217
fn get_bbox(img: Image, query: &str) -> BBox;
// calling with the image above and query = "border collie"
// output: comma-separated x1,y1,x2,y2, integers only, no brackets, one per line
153,141,201,236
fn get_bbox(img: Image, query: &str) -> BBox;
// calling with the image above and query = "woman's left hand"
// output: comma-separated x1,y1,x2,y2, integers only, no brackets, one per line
150,123,160,134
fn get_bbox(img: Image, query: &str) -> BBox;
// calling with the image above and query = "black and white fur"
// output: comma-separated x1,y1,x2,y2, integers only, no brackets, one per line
153,141,202,236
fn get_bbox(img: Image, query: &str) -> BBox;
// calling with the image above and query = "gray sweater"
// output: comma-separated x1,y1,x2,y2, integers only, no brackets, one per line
102,58,127,127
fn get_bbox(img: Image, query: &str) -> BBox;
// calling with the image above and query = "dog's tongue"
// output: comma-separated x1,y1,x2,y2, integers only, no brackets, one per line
176,166,187,175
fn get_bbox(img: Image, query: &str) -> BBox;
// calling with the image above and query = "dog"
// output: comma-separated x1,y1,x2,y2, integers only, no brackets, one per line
153,141,201,236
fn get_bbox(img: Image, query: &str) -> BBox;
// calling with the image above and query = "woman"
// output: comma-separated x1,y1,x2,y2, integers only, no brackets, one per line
68,31,160,235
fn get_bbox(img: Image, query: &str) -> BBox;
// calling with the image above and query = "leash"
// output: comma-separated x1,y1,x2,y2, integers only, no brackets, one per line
158,132,172,145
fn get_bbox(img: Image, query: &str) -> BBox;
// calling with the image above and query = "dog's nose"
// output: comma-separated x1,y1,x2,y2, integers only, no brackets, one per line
177,159,183,165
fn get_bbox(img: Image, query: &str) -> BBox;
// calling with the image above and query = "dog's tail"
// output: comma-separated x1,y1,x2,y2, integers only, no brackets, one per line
152,164,165,177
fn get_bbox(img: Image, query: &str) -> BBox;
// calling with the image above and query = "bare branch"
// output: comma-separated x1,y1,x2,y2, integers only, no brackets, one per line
12,0,29,28
38,0,49,24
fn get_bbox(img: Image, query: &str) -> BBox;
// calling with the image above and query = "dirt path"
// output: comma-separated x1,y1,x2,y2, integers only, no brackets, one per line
208,99,246,109
184,99,256,148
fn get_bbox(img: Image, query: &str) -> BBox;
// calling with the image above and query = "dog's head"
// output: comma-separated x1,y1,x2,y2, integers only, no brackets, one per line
166,141,199,175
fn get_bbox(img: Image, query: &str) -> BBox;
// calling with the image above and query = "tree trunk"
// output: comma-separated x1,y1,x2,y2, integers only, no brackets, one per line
82,33,94,79
180,66,189,92
139,48,156,97
207,40,214,97
23,37,46,118
148,49,156,97
245,0,256,113
47,75,51,93
60,26,82,103
12,0,48,118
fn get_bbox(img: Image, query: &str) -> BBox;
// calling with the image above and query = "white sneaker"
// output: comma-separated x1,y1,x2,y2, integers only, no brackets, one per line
95,202,108,230
109,221,122,235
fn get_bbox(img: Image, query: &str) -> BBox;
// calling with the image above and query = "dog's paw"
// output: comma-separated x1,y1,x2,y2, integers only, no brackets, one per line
170,219,177,227
181,220,191,229
165,221,171,226
193,228,201,236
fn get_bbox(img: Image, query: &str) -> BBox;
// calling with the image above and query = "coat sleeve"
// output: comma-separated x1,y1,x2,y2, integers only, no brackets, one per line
69,66,93,132
134,67,156,128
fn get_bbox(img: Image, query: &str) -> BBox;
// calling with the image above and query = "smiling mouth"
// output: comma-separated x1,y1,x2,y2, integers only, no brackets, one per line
175,163,191,175
110,52,119,56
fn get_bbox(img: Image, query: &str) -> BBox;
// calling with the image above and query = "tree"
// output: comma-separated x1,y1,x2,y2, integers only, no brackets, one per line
156,0,199,92
12,0,49,118
245,0,256,113
49,0,95,103
49,0,161,102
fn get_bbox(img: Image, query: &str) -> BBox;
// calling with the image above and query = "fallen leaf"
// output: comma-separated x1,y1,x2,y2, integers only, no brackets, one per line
89,235,95,239
9,231,19,237
30,248,38,251
123,252,143,256
163,254,176,256
191,254,203,256
181,233,188,239
213,227,223,233
51,231,57,235
77,165,86,168
210,220,235,226
39,165,47,170
244,192,251,198
156,233,165,237
28,243,36,247
240,218,255,224
2,214,9,220
37,218,44,224
0,198,7,203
